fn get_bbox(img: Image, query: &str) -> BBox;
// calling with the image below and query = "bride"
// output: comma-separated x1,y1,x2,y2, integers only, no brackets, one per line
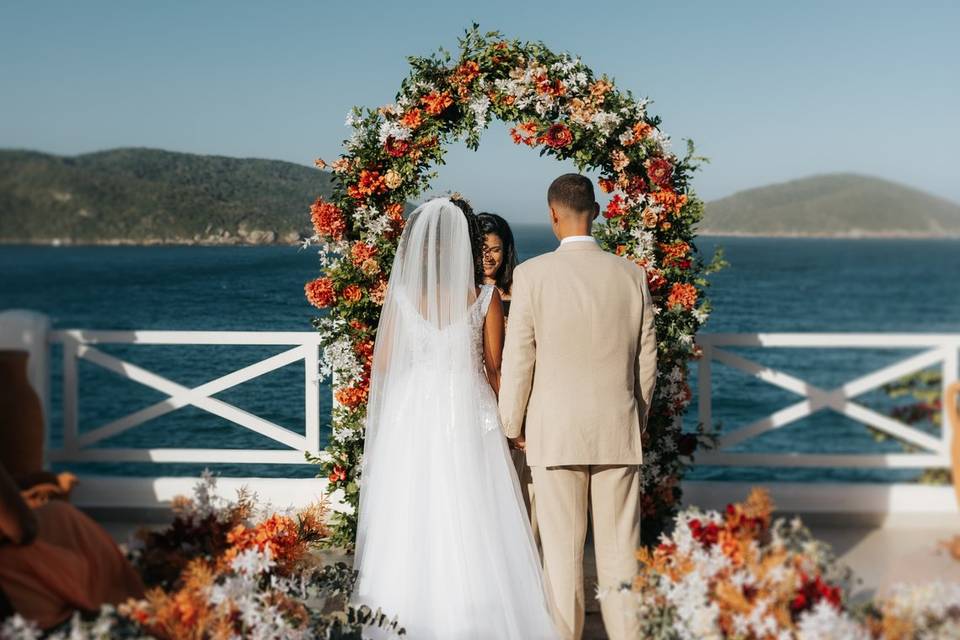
352,197,558,639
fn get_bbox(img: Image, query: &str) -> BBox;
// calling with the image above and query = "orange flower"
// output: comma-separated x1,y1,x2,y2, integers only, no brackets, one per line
421,91,453,116
304,277,336,308
384,169,402,190
510,121,539,146
331,158,351,173
348,169,387,200
633,121,653,140
650,188,687,214
541,123,573,149
335,385,368,409
400,107,423,130
313,158,327,169
535,74,566,97
568,97,596,125
589,78,613,101
309,197,347,240
385,202,404,222
659,241,691,267
350,242,377,267
355,339,375,364
384,136,410,158
342,284,363,303
328,465,347,484
452,60,481,86
598,178,616,194
611,149,630,172
667,283,698,310
641,207,659,228
370,278,388,305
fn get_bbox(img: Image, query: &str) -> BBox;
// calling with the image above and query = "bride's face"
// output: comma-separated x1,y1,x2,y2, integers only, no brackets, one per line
482,233,504,280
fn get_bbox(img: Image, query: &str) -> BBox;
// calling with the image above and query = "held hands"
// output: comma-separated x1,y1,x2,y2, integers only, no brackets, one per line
509,435,527,451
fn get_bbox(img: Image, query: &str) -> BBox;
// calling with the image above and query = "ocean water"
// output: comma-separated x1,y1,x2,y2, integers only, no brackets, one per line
1,230,959,483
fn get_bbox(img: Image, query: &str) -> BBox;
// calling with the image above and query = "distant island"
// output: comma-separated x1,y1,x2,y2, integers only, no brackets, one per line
3,149,960,244
701,174,960,238
0,148,333,245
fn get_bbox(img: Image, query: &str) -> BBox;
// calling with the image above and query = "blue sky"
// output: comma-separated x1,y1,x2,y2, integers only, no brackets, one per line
1,1,957,222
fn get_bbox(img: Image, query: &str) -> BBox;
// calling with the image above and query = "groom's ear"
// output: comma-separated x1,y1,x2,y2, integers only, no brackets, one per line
592,202,600,221
549,205,560,225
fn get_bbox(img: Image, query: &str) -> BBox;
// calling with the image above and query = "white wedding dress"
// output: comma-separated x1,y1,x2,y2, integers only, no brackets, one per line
352,198,557,639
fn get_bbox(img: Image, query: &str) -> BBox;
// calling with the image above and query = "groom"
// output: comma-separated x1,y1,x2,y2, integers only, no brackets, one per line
499,174,657,640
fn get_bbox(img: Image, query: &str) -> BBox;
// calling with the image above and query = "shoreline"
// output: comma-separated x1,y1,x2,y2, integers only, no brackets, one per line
3,231,960,247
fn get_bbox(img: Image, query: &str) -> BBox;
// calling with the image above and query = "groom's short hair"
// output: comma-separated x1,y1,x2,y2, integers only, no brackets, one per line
548,174,596,215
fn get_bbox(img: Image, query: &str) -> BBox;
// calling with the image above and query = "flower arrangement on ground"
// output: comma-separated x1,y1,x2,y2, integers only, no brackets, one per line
620,489,960,639
0,473,403,639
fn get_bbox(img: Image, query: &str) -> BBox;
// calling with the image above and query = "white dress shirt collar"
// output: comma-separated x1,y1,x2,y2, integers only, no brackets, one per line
559,235,597,246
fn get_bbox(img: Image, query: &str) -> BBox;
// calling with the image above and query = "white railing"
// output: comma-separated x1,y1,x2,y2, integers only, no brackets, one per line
695,333,960,470
47,330,323,466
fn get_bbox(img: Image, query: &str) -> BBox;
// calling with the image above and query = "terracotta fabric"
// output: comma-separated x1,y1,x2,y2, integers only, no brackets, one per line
0,500,144,629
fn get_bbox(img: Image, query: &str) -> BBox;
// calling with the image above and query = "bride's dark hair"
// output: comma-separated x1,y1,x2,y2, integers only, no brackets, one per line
449,195,484,286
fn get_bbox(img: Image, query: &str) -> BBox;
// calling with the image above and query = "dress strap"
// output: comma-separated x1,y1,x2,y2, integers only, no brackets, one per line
478,284,496,317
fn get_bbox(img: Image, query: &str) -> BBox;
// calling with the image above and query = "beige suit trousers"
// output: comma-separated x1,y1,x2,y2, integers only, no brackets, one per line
532,464,640,640
510,449,539,548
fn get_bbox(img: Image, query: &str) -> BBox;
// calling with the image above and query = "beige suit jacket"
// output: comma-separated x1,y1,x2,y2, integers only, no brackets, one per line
499,240,657,466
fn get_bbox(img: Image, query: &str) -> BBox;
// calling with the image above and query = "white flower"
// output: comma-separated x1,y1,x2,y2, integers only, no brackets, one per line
618,130,634,146
590,111,622,136
0,615,43,640
378,120,411,145
797,601,869,640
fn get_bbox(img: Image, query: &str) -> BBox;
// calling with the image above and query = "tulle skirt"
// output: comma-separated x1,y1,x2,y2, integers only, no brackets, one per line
353,367,557,639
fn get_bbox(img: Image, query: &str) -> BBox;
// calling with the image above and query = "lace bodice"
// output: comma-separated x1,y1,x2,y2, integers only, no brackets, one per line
469,284,496,371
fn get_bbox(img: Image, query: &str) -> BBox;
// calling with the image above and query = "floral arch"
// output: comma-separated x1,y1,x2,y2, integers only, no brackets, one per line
305,27,716,547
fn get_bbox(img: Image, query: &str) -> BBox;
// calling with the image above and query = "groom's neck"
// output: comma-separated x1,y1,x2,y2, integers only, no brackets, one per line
556,221,593,240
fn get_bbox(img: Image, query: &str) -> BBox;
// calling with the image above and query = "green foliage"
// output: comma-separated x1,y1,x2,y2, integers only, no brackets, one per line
881,371,950,484
0,148,334,243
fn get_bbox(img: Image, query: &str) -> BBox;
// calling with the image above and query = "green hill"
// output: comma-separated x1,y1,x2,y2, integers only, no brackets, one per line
702,174,960,237
0,148,334,244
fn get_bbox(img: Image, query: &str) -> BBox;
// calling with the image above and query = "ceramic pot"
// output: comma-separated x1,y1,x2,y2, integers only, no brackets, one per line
0,350,44,477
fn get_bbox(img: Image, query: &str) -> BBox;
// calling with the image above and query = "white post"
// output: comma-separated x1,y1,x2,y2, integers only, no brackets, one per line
943,343,959,454
698,342,712,432
304,342,321,453
62,334,79,453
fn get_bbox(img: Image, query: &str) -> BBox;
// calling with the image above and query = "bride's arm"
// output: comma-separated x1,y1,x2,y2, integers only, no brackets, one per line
482,288,505,396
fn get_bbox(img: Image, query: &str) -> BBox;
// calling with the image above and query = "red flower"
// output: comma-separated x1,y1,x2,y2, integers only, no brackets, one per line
688,518,720,548
309,198,347,240
604,194,627,219
646,268,667,293
304,277,336,308
644,157,674,189
677,433,698,456
541,123,573,149
384,136,410,158
791,572,843,619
